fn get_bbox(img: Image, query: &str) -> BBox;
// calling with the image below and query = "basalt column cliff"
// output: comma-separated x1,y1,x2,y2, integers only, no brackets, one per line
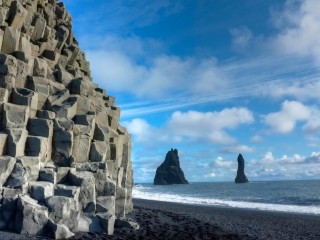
0,0,133,238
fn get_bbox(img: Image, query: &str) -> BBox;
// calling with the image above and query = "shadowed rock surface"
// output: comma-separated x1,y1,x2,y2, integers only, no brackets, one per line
235,154,249,184
154,149,188,185
0,0,134,239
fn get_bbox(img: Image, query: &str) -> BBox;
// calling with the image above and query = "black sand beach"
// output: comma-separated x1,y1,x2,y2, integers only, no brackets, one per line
1,198,320,240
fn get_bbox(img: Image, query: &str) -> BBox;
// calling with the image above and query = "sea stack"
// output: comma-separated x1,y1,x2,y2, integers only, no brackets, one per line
154,149,189,185
0,0,134,238
235,153,249,183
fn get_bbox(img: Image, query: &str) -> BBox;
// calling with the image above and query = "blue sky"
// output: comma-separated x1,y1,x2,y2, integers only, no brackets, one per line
64,0,320,183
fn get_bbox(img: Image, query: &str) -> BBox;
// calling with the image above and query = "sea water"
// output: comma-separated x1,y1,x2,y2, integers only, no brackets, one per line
133,180,320,215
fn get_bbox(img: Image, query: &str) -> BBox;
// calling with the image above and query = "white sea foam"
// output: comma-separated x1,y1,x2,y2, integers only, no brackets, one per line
133,187,320,215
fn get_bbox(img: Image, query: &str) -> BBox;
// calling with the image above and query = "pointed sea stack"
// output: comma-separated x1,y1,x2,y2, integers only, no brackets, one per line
154,149,189,185
235,153,249,183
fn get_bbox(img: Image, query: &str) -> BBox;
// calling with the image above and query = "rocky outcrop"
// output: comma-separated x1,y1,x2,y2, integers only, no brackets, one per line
235,153,249,183
154,149,188,185
0,0,134,238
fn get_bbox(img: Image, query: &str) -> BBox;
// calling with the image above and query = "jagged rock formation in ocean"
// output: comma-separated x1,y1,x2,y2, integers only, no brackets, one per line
235,153,249,184
0,0,134,238
154,149,189,185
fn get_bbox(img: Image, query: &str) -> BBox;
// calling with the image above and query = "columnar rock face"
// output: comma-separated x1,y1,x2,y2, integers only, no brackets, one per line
154,149,189,185
235,153,249,184
0,0,133,238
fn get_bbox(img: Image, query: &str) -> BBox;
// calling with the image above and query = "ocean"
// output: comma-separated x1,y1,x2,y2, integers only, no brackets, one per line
133,180,320,215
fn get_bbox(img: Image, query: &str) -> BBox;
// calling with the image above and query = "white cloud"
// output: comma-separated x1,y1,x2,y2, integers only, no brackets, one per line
84,35,229,99
271,0,320,64
205,172,217,178
302,113,320,133
259,151,275,164
254,150,320,165
248,151,320,180
122,118,155,143
265,79,320,101
264,100,311,133
87,50,147,93
230,26,253,51
167,108,254,145
305,152,320,163
251,135,264,143
214,156,234,168
124,108,254,146
220,145,254,154
204,156,237,179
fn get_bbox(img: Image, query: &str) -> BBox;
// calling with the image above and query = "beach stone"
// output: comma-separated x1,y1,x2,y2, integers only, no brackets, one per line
2,103,29,129
25,136,50,162
69,171,96,213
93,123,109,142
73,162,107,173
73,95,92,115
8,1,28,30
56,167,70,183
1,196,17,229
18,157,41,181
15,195,49,236
0,54,17,76
76,213,104,233
0,133,8,155
95,170,116,197
47,219,75,239
31,15,46,41
72,124,91,163
154,148,189,185
96,196,115,215
52,129,73,166
90,141,108,162
235,153,249,184
36,110,56,120
115,186,127,218
6,156,40,188
47,89,70,109
54,184,80,199
45,195,76,222
56,25,69,51
28,118,54,138
0,220,6,230
1,26,20,54
39,168,56,184
52,97,78,119
6,129,28,158
2,187,26,197
0,156,16,187
29,181,54,202
0,88,9,103
11,88,38,109
115,218,140,230
96,213,115,235
5,162,27,188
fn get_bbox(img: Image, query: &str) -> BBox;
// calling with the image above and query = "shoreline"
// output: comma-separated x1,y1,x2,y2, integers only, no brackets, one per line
133,197,320,217
130,198,320,240
1,198,320,239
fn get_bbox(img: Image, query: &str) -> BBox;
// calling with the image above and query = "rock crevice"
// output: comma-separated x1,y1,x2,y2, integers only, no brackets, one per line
0,0,133,238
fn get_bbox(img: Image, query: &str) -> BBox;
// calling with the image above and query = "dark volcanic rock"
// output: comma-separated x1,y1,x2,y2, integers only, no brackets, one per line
154,149,188,185
235,154,249,183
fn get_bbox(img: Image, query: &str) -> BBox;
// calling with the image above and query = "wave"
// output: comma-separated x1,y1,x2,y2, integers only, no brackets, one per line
133,188,320,215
